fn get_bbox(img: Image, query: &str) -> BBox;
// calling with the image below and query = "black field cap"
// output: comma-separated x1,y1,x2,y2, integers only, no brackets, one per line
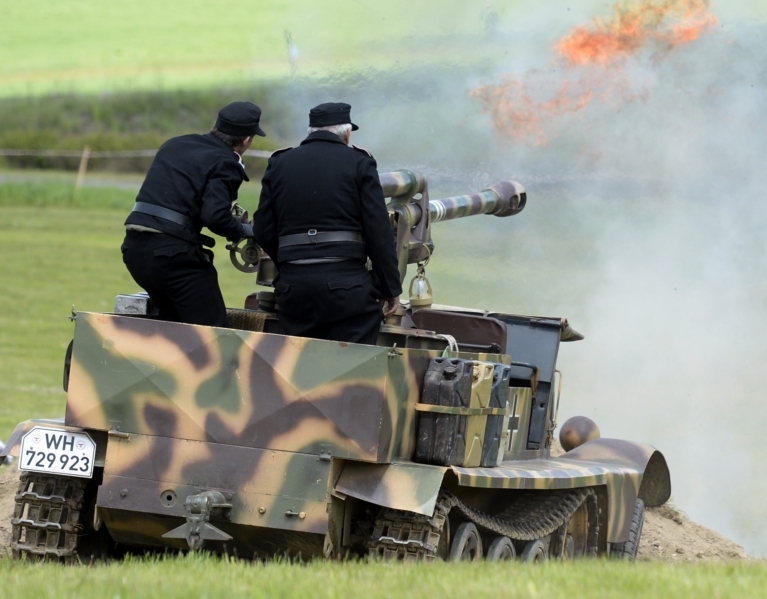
309,102,359,131
215,101,266,137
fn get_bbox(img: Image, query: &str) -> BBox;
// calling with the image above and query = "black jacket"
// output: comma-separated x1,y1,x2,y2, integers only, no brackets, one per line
125,133,250,244
253,131,402,298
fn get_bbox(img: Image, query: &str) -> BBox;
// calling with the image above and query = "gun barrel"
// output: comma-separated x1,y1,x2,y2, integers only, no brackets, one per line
429,180,526,223
379,170,426,199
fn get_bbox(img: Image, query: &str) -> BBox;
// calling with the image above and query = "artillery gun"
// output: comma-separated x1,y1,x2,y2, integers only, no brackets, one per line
1,170,670,563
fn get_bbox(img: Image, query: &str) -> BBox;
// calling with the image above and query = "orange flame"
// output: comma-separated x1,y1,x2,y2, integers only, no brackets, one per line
472,0,718,145
557,0,717,65
471,79,594,146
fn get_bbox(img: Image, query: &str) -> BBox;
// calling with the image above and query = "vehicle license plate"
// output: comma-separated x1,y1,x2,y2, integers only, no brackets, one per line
19,426,96,478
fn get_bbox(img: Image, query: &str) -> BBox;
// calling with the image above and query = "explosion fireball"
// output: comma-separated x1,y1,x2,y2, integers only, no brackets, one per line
471,0,718,145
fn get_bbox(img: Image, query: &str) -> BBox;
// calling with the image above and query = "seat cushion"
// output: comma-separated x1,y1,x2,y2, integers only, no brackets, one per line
410,310,507,353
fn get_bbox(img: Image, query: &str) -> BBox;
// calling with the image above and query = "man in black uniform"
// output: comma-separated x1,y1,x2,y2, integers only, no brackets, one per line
253,102,401,345
122,101,265,327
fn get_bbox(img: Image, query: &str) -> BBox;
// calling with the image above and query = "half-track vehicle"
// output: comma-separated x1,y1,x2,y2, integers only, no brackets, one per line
1,169,671,563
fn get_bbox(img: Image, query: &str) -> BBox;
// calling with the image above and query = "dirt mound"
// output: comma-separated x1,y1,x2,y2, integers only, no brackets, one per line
550,439,753,563
639,504,750,562
0,463,18,557
0,458,752,562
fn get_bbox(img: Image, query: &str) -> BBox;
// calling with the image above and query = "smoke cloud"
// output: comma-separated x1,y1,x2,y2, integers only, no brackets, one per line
470,0,718,145
271,0,766,555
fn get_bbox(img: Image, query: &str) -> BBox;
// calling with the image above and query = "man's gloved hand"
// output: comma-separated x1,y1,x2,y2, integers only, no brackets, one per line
241,222,255,239
380,296,400,317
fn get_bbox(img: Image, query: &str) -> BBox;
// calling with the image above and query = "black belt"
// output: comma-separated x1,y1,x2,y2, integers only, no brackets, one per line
278,230,363,248
131,202,215,248
287,257,352,265
132,202,195,229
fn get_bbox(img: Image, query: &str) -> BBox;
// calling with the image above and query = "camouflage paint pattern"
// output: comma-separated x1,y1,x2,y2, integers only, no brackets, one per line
428,179,526,222
449,439,653,543
462,361,495,467
379,170,426,199
335,461,448,516
54,309,669,549
65,312,437,463
99,433,331,534
377,170,525,223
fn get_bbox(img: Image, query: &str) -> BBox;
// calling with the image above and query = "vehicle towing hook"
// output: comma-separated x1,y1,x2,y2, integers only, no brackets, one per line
163,490,233,551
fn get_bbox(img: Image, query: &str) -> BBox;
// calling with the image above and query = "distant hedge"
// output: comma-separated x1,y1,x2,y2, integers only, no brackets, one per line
0,84,296,174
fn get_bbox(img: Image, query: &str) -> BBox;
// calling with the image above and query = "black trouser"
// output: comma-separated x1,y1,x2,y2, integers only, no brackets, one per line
121,230,228,327
273,261,383,345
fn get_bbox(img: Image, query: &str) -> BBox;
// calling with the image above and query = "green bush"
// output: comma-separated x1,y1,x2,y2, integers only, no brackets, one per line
0,85,294,174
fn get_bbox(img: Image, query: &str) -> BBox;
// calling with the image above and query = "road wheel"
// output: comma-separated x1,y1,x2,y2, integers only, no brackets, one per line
551,490,599,559
448,522,482,561
610,499,645,560
520,538,548,562
485,535,516,561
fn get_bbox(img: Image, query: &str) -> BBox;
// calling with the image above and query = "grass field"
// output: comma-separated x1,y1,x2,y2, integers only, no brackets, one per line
0,172,765,594
3,1,766,97
0,554,766,598
0,177,261,439
0,0,530,97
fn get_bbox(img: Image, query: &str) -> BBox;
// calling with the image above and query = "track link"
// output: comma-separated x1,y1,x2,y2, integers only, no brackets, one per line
11,472,89,563
369,488,599,561
445,488,597,542
368,496,450,561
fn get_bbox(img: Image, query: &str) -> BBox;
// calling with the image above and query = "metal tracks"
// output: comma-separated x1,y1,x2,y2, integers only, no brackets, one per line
369,487,598,561
369,497,451,561
445,488,597,542
11,472,89,563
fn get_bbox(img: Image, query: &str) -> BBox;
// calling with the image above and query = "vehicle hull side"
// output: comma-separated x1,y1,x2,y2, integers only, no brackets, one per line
98,433,332,536
100,508,326,558
451,439,671,543
334,461,448,516
65,312,507,464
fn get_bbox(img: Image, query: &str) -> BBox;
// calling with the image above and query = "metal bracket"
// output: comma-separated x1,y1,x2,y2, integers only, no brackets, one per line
414,403,508,416
162,490,233,551
510,361,540,397
107,429,131,441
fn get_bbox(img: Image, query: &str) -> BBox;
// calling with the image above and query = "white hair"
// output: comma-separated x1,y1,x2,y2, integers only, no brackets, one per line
308,123,352,142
